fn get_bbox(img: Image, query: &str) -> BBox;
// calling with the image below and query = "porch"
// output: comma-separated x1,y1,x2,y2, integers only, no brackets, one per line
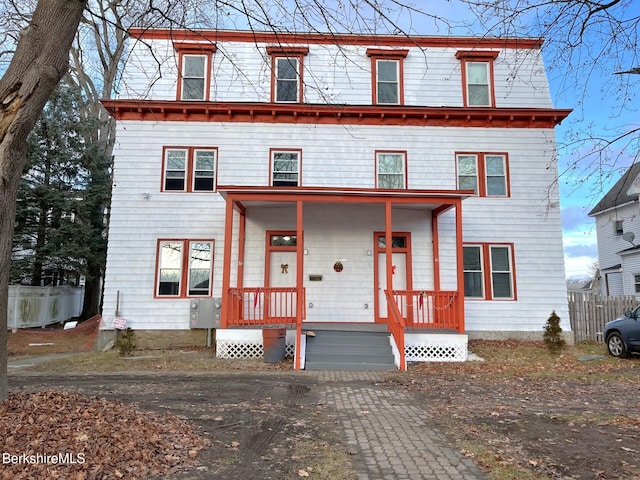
218,186,470,370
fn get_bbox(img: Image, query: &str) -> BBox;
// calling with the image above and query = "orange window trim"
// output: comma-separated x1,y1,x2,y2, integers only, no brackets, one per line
375,150,408,189
154,238,215,299
176,47,215,101
367,49,408,106
269,148,302,186
161,146,218,193
456,51,499,108
464,242,516,301
268,47,308,103
456,152,510,197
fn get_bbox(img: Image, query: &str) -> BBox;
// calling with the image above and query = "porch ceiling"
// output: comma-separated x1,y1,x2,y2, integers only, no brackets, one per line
217,185,471,211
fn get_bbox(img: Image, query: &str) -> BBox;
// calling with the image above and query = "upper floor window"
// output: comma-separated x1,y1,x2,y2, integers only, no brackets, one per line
463,243,515,300
614,220,624,236
162,147,217,192
156,239,214,298
456,152,509,197
271,149,301,186
455,51,499,107
376,151,407,189
366,49,408,105
174,43,216,101
267,46,309,103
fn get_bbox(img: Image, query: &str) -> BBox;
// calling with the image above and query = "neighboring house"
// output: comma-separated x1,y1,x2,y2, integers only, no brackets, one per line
589,163,640,297
100,28,571,369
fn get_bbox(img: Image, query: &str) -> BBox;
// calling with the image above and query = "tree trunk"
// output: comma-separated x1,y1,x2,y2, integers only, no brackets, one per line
0,0,87,401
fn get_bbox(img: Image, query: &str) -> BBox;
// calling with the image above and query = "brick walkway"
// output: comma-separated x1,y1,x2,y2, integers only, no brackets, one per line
317,371,486,480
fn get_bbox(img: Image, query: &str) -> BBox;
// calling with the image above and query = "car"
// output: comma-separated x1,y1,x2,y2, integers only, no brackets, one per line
604,305,640,358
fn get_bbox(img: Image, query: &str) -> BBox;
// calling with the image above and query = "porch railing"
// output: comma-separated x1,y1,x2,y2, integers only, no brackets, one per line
392,290,461,332
225,287,306,327
384,290,406,370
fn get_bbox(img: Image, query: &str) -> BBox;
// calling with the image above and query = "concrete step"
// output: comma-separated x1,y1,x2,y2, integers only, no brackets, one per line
304,329,396,371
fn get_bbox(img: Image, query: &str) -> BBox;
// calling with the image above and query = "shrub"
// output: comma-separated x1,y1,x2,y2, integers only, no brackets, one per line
543,311,566,354
116,328,137,357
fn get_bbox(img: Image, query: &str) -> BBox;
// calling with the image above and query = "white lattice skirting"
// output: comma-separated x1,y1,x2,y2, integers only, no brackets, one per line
216,341,295,359
405,343,467,362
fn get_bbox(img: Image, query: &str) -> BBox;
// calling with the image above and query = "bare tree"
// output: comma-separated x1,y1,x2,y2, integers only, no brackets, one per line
463,0,640,199
0,0,88,400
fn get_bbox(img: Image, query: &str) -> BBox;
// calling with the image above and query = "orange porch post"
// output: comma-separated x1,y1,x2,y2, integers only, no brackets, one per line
295,200,304,370
220,194,235,328
455,199,465,332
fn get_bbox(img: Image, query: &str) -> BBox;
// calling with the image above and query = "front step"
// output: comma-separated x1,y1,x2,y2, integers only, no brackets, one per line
304,330,396,371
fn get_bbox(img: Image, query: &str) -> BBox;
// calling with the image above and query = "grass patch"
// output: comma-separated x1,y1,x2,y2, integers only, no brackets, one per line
288,439,357,480
22,348,293,373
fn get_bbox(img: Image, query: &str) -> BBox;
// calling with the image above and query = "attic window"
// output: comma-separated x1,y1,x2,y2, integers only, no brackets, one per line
615,220,624,236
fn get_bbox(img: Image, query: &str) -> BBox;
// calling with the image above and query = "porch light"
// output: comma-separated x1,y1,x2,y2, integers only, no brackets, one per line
283,235,291,241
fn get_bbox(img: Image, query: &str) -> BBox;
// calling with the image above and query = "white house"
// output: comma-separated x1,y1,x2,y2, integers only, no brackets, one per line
100,28,571,369
589,163,640,297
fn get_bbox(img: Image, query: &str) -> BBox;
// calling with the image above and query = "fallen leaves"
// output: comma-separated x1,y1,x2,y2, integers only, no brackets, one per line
0,390,210,480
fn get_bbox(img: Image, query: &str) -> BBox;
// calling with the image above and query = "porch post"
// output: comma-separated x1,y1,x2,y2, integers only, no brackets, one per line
295,200,304,370
432,212,441,291
385,200,393,318
220,195,235,328
237,206,246,288
455,200,465,333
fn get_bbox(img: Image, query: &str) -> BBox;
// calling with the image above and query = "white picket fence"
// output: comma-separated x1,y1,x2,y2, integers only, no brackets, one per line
7,285,84,329
568,292,637,342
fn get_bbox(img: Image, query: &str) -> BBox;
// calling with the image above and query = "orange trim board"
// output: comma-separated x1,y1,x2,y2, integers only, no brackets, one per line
102,100,571,128
129,28,544,50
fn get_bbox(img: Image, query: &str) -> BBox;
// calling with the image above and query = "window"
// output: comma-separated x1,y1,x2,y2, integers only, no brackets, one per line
162,147,217,192
267,46,309,103
456,152,509,197
463,244,515,300
174,43,216,101
156,240,214,297
376,151,407,189
635,275,640,294
615,220,624,236
271,149,301,186
366,49,408,105
455,51,499,107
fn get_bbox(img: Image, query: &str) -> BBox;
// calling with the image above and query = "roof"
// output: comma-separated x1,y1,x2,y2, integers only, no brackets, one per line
588,163,640,216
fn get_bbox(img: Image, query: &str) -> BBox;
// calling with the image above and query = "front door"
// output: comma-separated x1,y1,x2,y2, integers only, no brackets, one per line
374,233,412,322
265,232,298,320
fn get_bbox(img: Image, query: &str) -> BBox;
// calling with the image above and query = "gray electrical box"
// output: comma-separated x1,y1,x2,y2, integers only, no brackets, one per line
189,298,222,329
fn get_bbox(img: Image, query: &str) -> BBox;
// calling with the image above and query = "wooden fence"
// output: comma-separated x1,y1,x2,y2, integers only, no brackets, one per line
568,292,637,342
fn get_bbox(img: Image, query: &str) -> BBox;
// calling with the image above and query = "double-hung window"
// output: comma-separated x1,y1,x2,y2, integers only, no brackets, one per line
175,43,216,101
267,46,309,103
455,51,499,107
271,149,301,186
456,153,509,197
366,49,408,105
162,147,217,192
156,239,214,297
376,151,407,189
463,244,515,300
